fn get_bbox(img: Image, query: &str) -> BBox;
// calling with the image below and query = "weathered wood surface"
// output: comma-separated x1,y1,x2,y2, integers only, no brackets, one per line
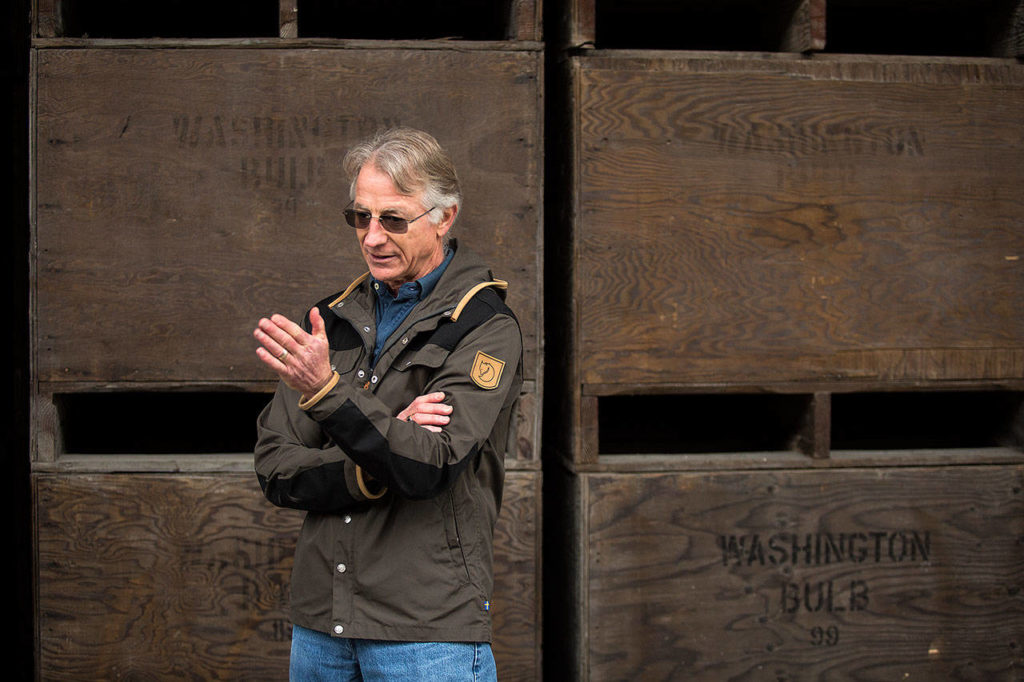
33,46,542,384
35,470,541,680
509,0,543,41
580,466,1024,680
780,0,825,53
279,0,298,38
34,0,59,36
573,54,1024,388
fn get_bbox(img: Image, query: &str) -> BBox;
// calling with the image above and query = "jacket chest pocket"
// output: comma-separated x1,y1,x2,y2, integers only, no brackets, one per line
385,344,452,403
329,346,362,380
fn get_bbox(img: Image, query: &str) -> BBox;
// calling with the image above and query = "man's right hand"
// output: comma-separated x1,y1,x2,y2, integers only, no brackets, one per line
397,392,452,433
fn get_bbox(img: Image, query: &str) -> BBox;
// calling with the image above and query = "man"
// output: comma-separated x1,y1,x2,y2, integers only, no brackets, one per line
253,127,522,681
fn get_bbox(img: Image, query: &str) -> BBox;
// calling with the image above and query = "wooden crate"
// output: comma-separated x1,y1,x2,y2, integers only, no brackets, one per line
31,39,544,680
35,470,542,680
557,52,1024,466
31,45,543,468
552,465,1024,680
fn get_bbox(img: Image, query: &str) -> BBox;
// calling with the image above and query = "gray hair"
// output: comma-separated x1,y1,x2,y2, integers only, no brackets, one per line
343,127,462,228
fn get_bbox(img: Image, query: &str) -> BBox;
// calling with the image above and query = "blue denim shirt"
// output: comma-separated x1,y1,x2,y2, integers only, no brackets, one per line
370,247,455,367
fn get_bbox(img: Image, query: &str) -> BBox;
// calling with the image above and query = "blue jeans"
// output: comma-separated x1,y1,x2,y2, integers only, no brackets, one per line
289,624,497,682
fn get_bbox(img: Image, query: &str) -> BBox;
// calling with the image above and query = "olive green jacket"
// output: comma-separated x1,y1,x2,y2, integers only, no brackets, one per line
254,241,522,643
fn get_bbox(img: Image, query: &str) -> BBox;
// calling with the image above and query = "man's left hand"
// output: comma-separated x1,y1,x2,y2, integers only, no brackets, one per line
255,307,334,400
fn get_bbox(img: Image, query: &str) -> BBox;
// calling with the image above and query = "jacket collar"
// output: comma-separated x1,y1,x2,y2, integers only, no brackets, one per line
329,239,506,321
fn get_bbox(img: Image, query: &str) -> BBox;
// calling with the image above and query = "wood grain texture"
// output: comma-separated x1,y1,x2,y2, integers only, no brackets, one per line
35,470,541,680
580,466,1024,680
35,474,298,679
490,471,543,681
780,0,825,52
34,0,59,36
33,46,541,384
508,0,542,41
572,54,1024,387
278,0,298,38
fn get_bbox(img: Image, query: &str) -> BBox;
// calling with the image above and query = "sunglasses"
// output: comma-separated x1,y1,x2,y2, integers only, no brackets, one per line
342,201,435,234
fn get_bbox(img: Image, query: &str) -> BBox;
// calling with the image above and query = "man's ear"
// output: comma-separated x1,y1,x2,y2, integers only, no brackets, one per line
436,205,457,238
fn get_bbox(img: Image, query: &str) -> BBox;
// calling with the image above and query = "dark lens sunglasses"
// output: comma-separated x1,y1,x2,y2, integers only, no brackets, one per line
343,201,435,235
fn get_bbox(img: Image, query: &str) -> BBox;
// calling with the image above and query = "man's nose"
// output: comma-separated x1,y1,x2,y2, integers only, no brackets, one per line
362,218,389,246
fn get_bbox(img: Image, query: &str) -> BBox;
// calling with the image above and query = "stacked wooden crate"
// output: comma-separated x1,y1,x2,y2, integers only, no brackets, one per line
30,1,543,678
546,0,1024,679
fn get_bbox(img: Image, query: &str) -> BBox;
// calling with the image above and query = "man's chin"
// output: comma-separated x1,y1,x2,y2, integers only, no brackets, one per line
365,262,401,289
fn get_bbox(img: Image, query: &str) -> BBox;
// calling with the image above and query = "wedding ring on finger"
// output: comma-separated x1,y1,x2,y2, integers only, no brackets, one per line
277,349,289,361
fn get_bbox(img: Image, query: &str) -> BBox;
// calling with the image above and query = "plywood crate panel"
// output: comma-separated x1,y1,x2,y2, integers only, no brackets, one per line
32,46,542,386
32,45,543,468
35,470,541,680
566,465,1024,680
571,53,1024,391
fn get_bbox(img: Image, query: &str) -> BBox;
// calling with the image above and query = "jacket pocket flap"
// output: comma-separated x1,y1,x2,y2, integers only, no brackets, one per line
393,344,449,372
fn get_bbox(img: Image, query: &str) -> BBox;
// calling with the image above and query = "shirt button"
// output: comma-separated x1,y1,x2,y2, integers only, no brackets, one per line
344,515,352,524
336,563,347,573
334,625,344,635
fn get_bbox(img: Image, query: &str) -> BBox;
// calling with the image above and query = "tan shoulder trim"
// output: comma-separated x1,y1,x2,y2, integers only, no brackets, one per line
329,272,370,307
450,279,508,322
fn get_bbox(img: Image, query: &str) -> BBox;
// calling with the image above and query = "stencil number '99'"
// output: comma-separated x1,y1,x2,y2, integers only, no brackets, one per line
810,625,839,646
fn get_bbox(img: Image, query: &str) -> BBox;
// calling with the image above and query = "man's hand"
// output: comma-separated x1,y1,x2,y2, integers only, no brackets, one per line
397,392,452,433
255,307,334,399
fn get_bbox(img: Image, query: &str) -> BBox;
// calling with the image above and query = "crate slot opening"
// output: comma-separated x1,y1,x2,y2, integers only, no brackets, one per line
824,0,1020,57
598,393,813,455
593,0,810,51
55,0,281,38
55,391,273,455
830,390,1024,451
296,0,516,40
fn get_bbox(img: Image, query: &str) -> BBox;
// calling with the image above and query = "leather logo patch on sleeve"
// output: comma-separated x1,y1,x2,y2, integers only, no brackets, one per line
470,351,505,390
